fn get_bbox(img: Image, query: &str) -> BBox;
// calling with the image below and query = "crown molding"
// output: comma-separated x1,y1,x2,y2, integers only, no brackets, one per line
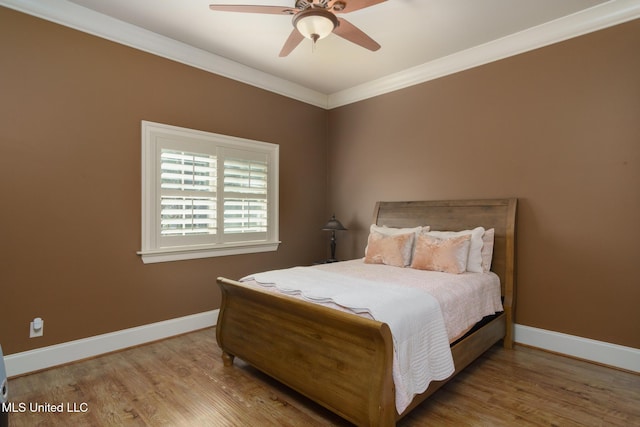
2,0,639,110
0,0,329,108
328,0,640,108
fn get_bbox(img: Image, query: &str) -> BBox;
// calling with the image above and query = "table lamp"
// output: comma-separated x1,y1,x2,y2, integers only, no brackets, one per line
322,214,347,262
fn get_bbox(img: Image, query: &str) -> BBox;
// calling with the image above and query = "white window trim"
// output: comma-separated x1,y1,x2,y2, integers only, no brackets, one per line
138,121,280,263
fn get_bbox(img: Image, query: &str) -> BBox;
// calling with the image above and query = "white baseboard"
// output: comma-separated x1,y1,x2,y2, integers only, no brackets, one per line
514,323,640,373
4,310,219,378
5,315,637,377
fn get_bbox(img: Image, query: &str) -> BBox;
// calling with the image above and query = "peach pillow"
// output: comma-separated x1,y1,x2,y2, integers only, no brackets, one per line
364,231,414,267
411,234,471,274
365,224,426,253
426,227,485,273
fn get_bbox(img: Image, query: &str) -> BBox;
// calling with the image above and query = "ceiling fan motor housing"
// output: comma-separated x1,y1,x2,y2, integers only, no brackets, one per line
293,9,339,42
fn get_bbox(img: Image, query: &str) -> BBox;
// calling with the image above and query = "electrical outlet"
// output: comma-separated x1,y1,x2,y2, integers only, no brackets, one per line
29,317,44,338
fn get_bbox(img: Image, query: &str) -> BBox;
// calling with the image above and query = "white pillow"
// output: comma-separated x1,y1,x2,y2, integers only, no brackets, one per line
481,228,495,272
369,224,426,237
426,227,485,273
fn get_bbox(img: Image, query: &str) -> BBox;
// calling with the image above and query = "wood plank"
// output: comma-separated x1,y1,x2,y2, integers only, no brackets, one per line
6,328,640,426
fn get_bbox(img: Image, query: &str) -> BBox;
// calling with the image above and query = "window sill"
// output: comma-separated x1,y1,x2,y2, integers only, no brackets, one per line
138,241,280,264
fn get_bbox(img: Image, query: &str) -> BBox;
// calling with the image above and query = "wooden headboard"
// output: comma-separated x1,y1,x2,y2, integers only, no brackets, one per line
372,198,517,337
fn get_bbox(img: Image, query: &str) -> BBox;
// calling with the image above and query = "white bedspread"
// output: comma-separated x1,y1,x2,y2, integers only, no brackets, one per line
243,266,456,413
312,260,503,343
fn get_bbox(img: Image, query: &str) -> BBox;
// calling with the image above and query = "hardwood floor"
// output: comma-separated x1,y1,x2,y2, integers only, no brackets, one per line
6,327,640,426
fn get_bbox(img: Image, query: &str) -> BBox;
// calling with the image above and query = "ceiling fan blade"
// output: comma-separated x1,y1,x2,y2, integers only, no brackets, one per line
334,18,380,51
279,29,305,57
329,0,386,14
209,4,297,15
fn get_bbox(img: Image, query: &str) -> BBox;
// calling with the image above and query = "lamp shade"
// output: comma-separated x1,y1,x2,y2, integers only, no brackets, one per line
293,9,338,42
322,215,347,231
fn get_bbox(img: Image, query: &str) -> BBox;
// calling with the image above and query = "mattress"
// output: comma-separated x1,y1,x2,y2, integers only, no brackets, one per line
250,259,503,342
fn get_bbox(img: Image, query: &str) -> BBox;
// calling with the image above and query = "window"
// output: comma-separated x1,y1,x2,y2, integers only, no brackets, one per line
139,121,279,263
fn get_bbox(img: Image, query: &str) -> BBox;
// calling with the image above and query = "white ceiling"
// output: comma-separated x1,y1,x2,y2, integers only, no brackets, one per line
64,0,607,94
4,0,640,107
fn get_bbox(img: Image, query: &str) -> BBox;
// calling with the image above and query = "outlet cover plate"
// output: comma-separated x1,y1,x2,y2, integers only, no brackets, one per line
29,320,44,338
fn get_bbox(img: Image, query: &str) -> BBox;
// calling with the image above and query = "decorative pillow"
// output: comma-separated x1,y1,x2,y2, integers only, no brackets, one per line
481,228,495,272
426,227,485,273
364,224,428,259
410,234,471,274
364,231,414,267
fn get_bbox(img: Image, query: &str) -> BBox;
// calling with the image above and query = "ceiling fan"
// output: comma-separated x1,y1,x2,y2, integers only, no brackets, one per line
209,0,386,57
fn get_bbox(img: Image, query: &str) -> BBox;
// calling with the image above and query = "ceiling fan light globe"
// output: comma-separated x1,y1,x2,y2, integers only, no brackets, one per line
294,10,338,41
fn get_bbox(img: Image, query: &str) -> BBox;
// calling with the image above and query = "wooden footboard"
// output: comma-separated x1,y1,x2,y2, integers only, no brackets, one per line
217,277,507,426
216,277,397,426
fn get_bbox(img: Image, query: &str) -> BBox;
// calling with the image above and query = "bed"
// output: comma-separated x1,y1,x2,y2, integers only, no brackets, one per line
215,198,517,426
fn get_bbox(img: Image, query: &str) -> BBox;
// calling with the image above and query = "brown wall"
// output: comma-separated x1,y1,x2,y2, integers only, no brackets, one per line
0,7,328,354
328,19,640,348
1,6,638,356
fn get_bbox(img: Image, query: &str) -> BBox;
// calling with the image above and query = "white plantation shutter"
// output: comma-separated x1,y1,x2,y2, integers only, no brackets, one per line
160,150,217,237
140,122,279,263
223,151,269,236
